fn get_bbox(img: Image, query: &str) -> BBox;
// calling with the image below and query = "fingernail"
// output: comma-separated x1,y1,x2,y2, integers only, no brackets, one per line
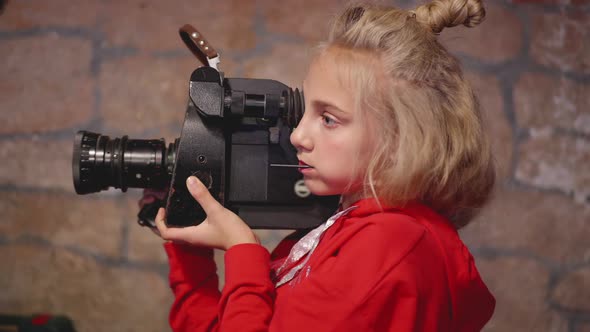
187,176,197,186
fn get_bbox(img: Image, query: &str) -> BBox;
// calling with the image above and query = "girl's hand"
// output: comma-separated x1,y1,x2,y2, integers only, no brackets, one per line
154,176,258,250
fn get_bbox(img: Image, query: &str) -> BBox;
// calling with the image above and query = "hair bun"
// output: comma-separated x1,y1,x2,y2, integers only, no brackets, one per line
413,0,486,34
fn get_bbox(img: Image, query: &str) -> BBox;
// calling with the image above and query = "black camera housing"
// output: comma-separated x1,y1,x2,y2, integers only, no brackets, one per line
165,66,337,228
72,67,338,229
72,24,338,229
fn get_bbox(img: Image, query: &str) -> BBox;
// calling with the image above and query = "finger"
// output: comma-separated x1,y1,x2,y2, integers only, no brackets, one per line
154,208,168,237
186,176,224,216
174,223,220,248
157,219,221,248
154,206,212,246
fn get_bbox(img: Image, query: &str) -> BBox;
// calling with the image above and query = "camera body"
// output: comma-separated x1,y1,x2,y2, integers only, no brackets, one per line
164,66,337,228
72,24,338,229
73,63,337,229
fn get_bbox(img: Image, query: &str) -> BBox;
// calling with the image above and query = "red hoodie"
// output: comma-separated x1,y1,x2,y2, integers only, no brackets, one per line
164,198,495,331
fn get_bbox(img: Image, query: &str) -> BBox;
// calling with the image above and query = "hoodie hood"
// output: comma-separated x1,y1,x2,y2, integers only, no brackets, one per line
348,199,496,331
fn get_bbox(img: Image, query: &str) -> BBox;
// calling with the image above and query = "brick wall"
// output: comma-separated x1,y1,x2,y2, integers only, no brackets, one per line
0,0,588,331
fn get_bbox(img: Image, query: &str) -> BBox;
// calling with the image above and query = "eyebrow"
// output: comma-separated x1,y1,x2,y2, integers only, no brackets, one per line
311,100,350,116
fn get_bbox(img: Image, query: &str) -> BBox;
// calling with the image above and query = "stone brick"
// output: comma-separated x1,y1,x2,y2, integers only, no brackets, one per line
516,130,590,203
0,191,125,258
440,3,523,63
0,243,172,332
0,138,73,191
243,42,313,90
99,55,202,135
475,257,566,331
99,0,256,53
466,71,513,180
0,0,101,29
551,267,590,311
531,12,590,74
261,0,346,43
579,322,590,332
514,72,590,135
461,187,590,264
0,35,94,135
144,125,184,147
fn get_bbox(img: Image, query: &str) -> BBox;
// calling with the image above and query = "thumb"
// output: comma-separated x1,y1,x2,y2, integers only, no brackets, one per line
186,176,223,216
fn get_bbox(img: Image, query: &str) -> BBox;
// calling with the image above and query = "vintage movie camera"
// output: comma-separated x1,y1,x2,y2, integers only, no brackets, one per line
72,25,337,229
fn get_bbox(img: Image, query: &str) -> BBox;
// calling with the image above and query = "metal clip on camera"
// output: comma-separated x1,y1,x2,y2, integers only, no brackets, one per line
72,25,337,229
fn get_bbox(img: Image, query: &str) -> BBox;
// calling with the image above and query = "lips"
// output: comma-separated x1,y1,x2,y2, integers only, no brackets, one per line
299,160,312,167
297,160,314,175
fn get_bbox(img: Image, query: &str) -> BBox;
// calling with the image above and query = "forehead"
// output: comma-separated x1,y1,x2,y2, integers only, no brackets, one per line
304,46,382,113
303,49,357,113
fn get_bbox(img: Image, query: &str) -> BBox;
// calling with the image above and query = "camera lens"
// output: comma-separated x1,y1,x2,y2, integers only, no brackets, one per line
282,88,304,127
72,131,177,194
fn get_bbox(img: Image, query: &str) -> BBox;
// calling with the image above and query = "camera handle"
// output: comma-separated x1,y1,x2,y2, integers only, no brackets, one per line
179,24,221,70
137,200,162,228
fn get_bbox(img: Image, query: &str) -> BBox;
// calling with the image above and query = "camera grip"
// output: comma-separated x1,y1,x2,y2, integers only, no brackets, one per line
137,200,164,228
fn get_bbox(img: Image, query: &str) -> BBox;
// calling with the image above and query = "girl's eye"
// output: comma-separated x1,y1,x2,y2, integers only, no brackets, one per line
321,114,338,127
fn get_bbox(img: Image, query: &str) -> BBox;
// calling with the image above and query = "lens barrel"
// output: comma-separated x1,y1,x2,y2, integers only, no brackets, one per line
72,131,176,194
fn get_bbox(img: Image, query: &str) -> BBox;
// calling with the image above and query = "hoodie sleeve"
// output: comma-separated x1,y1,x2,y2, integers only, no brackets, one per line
165,242,220,332
218,244,275,331
165,242,276,332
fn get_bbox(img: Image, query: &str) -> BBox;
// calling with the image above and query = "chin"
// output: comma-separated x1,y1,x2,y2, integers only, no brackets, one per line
304,179,344,197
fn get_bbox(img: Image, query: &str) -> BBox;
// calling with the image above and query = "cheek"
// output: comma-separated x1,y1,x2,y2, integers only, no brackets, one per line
323,143,356,164
355,129,378,164
327,145,368,181
346,140,375,179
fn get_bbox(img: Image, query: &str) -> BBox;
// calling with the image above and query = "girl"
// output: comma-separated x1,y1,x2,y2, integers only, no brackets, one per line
154,0,496,330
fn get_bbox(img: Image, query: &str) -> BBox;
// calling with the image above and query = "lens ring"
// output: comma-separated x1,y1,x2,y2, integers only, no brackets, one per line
72,131,85,193
116,136,128,192
72,131,102,194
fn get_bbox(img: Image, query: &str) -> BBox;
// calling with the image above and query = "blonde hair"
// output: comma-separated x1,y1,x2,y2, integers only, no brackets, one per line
321,0,495,228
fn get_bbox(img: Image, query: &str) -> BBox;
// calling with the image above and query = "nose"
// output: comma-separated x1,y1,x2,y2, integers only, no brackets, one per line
290,113,313,152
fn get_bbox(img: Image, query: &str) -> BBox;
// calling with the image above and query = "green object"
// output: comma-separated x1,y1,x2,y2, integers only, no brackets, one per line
0,314,76,332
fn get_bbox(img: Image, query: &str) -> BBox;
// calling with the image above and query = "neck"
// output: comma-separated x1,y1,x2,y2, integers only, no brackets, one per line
339,191,366,210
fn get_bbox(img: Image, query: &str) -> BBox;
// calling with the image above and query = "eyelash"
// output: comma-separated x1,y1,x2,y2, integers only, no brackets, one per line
321,113,338,127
